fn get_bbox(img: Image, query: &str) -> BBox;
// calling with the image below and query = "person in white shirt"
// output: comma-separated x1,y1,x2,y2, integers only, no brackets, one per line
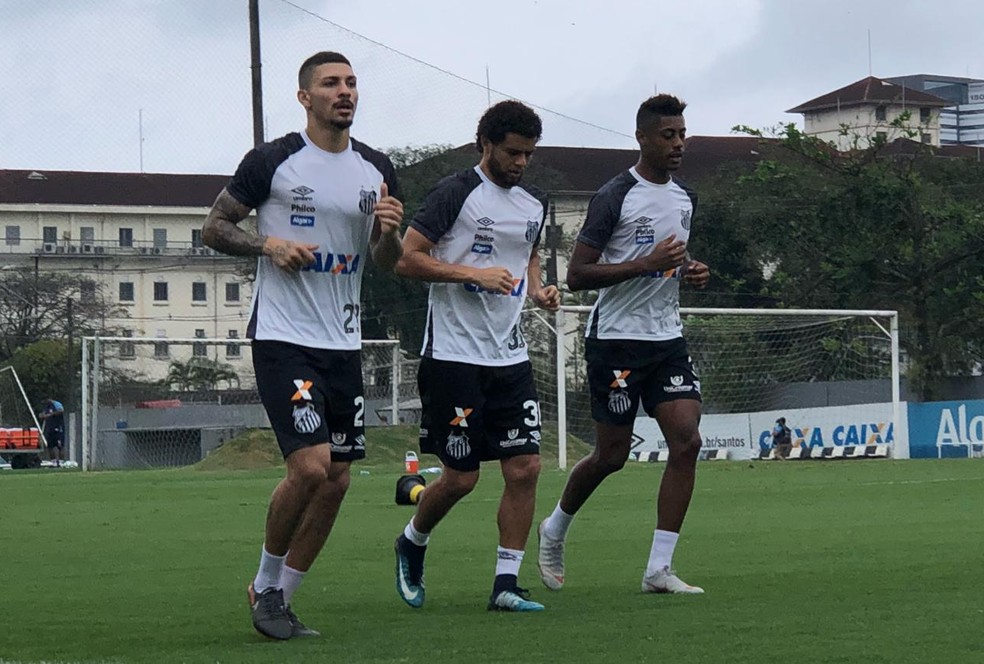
203,50,403,640
537,94,711,596
393,100,560,613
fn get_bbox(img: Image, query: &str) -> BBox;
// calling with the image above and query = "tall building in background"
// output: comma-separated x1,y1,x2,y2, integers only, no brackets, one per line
884,75,984,147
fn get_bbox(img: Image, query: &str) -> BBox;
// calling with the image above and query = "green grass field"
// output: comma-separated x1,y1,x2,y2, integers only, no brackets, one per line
2,452,983,663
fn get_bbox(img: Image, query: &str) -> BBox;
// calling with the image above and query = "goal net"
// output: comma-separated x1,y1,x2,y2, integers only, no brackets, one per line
529,307,901,466
0,366,45,455
80,337,407,471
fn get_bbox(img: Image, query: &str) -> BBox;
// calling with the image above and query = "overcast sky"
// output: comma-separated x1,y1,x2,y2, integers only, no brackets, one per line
1,0,981,175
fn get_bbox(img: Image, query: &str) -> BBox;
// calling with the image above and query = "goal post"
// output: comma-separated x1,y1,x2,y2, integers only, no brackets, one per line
539,307,902,468
80,336,404,471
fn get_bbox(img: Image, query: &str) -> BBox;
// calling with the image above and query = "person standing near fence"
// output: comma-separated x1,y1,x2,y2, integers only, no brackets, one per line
38,398,65,467
537,94,711,596
392,100,560,613
202,50,403,640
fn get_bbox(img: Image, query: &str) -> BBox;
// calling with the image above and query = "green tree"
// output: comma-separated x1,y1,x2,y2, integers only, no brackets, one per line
0,268,124,363
165,357,240,392
726,122,984,400
1,339,73,409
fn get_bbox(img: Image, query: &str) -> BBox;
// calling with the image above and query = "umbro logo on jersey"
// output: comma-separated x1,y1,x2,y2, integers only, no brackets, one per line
291,185,314,198
632,216,653,225
476,217,495,227
450,407,473,427
610,370,630,389
292,379,313,401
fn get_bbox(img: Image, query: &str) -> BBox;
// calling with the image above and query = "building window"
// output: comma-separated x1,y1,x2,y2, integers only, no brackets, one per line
875,106,887,122
226,330,241,358
225,282,240,303
920,107,931,123
154,330,168,359
80,226,95,243
191,229,203,248
153,281,168,302
192,282,207,302
120,330,135,359
5,226,20,246
80,280,96,303
193,329,207,357
119,282,134,302
43,226,58,243
119,228,133,247
153,228,167,248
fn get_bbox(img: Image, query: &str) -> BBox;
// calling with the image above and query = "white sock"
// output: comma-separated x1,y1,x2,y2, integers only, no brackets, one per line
495,547,524,577
543,503,575,540
646,529,679,576
253,546,286,593
279,565,306,604
405,518,430,547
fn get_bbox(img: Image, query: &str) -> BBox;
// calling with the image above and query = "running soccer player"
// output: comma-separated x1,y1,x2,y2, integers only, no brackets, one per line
537,94,711,595
393,100,560,612
203,51,403,640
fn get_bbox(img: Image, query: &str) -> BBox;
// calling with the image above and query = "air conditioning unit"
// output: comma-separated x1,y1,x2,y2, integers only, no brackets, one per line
68,245,79,254
152,247,163,255
93,246,105,254
82,243,94,253
198,248,213,256
138,247,150,255
42,242,56,253
55,245,66,254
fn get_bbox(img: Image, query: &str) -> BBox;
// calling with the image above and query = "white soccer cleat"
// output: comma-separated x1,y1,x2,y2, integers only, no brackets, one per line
536,519,566,591
641,566,704,594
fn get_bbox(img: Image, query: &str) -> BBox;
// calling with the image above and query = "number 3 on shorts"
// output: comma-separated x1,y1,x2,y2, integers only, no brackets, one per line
523,399,540,427
354,396,365,427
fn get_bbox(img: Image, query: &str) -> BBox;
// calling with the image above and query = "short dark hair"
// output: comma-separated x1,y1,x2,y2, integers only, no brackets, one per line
475,100,543,152
298,51,351,89
636,94,687,131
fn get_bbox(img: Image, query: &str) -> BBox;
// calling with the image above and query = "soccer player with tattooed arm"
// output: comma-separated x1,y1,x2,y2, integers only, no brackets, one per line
203,50,403,640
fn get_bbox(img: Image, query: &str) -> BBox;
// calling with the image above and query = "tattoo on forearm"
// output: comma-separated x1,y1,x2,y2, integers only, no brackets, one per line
202,190,266,257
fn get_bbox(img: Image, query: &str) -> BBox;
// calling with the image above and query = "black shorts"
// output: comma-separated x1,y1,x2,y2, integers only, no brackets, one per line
45,429,64,449
586,337,701,426
252,340,366,461
417,358,541,472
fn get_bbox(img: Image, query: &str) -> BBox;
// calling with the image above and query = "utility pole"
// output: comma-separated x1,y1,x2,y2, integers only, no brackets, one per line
249,0,265,147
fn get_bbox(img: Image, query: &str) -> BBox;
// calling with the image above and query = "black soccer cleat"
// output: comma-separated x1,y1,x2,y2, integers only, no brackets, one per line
285,605,321,637
247,583,292,640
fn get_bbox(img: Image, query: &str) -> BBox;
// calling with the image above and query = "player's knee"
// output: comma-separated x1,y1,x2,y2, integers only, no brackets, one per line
594,450,627,475
291,462,329,491
503,454,540,487
442,470,479,499
668,431,702,465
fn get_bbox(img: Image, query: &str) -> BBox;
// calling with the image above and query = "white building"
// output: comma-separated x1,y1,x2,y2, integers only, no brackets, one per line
0,168,253,381
787,76,949,150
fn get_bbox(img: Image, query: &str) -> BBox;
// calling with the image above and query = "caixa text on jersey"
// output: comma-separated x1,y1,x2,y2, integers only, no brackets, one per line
463,278,525,297
299,252,361,275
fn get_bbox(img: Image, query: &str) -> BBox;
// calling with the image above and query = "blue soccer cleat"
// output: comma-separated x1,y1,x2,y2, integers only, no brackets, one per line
394,535,426,608
487,586,545,612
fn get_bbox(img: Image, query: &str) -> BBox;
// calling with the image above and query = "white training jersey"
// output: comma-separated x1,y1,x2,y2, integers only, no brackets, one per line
226,130,399,350
577,167,697,341
410,166,548,366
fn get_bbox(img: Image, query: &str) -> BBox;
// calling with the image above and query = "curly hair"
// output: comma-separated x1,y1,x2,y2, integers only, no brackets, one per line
298,51,351,89
636,94,687,131
475,100,543,151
